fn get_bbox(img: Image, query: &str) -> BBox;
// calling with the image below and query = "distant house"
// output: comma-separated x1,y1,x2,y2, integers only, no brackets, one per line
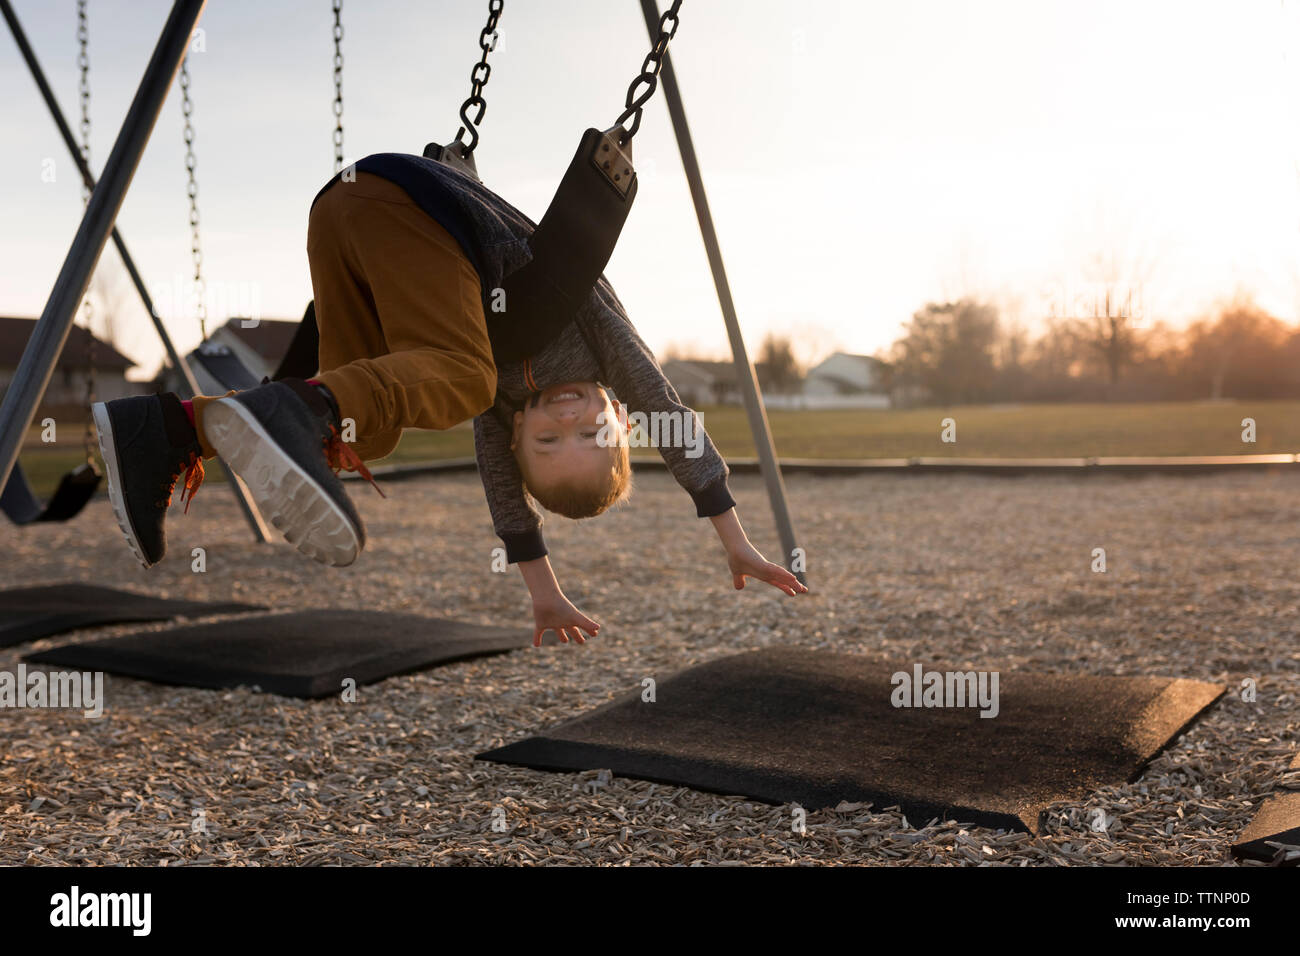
804,352,888,396
660,358,779,407
155,317,302,394
0,316,139,418
663,351,894,410
799,352,892,408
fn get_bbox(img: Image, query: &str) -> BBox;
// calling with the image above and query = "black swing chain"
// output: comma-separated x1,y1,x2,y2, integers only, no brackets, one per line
179,54,206,341
333,0,344,174
77,0,96,461
614,0,683,145
453,0,503,156
76,1,91,203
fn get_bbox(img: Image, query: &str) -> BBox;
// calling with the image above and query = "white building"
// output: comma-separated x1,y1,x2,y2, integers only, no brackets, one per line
661,352,894,410
781,352,892,409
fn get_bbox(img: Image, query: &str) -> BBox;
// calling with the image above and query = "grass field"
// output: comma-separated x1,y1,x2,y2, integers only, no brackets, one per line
14,399,1298,498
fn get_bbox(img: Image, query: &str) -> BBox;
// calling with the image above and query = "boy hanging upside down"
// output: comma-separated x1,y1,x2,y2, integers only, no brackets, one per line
93,154,806,644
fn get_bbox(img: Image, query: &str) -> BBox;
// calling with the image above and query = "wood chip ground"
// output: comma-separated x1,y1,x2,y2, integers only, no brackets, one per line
2,471,1297,865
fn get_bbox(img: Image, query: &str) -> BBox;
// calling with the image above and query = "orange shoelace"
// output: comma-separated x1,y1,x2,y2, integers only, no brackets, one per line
171,453,205,514
323,426,386,498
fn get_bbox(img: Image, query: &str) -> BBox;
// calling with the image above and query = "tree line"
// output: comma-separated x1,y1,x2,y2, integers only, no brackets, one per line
884,295,1300,405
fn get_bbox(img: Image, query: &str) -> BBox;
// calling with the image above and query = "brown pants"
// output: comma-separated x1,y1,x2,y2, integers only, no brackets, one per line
305,172,496,461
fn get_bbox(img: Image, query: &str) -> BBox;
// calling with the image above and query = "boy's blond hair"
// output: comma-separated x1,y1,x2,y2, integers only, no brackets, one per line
519,442,632,519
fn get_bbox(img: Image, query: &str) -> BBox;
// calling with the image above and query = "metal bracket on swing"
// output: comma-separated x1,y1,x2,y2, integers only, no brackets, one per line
422,139,481,182
589,125,635,198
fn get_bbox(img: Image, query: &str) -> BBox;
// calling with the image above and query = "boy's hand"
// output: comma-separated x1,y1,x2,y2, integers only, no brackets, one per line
710,507,808,597
516,555,600,646
726,541,808,596
531,593,600,647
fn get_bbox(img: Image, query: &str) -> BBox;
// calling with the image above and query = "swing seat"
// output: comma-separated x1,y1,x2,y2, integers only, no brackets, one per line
272,300,322,381
0,459,101,525
490,126,638,364
183,302,322,394
187,340,262,394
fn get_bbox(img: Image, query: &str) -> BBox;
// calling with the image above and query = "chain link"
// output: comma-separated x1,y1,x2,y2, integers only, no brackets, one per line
76,1,91,202
614,0,683,144
453,0,503,155
333,0,344,173
179,55,206,340
77,0,96,459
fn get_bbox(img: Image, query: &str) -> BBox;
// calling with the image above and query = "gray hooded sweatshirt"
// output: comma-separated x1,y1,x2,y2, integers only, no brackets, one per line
313,152,736,562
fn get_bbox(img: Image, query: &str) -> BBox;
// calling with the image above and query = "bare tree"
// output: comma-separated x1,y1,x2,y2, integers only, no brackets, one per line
1063,242,1160,388
88,270,130,353
758,332,801,395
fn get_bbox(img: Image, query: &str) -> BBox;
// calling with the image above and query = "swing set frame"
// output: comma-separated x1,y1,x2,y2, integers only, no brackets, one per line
0,0,802,582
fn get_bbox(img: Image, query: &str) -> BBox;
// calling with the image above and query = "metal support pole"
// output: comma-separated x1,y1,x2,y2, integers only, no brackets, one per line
0,0,270,541
0,0,205,492
638,0,804,582
0,0,270,543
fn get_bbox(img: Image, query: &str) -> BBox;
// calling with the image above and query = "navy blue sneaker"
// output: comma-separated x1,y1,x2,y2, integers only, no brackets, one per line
202,379,378,566
92,393,206,569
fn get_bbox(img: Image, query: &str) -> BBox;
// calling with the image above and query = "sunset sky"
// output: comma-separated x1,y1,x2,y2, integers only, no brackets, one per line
2,0,1299,376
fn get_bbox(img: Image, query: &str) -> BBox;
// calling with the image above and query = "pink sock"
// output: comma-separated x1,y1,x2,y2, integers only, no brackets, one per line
181,399,196,427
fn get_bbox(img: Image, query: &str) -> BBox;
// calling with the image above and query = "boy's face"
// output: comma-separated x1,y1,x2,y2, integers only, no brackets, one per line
512,381,623,488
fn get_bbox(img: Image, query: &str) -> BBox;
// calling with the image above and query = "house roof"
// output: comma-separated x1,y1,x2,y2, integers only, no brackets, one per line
0,316,135,371
808,351,886,375
220,317,301,362
659,359,716,386
661,358,777,387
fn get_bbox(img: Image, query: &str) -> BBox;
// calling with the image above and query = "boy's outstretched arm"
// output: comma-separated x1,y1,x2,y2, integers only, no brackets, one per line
573,288,806,600
710,508,808,597
517,555,601,647
474,408,598,645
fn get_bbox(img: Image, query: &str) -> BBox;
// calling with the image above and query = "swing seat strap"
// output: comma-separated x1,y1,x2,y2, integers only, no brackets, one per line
489,126,637,365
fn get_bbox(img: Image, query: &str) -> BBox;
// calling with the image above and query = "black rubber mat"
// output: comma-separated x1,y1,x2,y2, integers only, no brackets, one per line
478,648,1225,833
0,583,264,647
24,609,531,698
1233,750,1300,862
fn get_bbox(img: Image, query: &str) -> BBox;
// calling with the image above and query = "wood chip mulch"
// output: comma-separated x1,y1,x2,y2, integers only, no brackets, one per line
2,470,1297,865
